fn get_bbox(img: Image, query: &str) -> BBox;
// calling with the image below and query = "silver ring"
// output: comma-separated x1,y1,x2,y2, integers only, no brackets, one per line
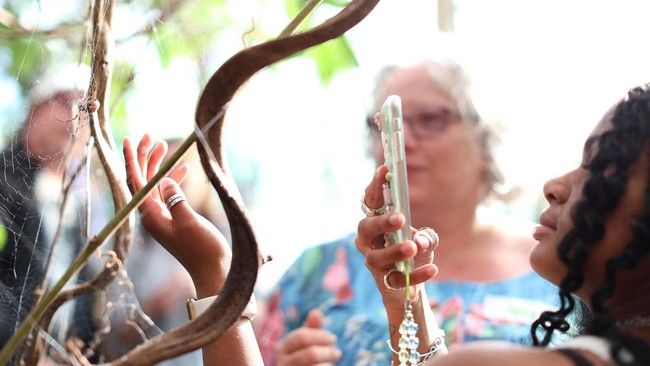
165,193,186,210
383,268,401,291
415,227,440,253
361,195,385,217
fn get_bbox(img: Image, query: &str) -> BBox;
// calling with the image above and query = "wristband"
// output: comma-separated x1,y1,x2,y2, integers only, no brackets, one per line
186,294,257,321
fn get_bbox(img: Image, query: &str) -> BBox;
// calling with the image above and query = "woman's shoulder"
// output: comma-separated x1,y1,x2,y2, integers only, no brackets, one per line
554,336,613,365
430,341,589,366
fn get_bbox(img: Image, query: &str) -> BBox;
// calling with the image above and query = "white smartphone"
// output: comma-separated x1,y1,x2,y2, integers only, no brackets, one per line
378,94,413,273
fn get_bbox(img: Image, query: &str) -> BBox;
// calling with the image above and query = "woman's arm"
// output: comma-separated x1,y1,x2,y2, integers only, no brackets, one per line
123,134,263,366
354,166,446,364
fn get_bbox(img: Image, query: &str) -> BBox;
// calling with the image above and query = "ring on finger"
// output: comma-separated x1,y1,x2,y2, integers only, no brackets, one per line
166,193,186,210
383,268,401,291
361,195,385,217
416,227,440,253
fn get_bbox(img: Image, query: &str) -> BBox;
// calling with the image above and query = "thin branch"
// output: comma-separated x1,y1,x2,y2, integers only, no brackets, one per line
36,140,89,304
0,0,377,363
278,0,324,38
25,253,122,366
0,101,218,361
24,148,90,366
87,0,134,262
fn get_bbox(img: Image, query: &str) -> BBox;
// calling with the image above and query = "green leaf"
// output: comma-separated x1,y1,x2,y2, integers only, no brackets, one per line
151,1,234,65
0,221,7,252
305,36,358,85
279,0,357,84
285,0,304,18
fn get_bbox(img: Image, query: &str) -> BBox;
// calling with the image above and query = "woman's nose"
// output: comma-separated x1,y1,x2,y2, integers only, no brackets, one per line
543,173,571,204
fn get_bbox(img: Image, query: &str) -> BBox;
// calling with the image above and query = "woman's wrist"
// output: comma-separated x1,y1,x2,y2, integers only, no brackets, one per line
191,267,229,298
410,287,446,355
386,284,447,361
382,282,425,314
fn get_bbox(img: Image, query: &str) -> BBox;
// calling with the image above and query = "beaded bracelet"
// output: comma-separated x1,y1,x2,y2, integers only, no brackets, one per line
387,328,445,366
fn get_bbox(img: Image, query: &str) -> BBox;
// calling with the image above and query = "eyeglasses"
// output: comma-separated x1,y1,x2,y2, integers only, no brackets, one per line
367,107,461,139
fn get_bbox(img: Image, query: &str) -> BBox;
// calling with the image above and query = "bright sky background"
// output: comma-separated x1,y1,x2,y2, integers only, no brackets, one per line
5,0,650,295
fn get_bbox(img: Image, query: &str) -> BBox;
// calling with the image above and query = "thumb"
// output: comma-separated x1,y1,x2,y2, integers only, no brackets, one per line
159,177,194,219
303,309,324,329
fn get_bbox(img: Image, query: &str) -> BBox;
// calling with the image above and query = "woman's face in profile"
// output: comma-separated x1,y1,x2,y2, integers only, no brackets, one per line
531,107,650,302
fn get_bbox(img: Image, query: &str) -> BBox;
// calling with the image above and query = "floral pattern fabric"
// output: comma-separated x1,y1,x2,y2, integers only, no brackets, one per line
255,233,565,366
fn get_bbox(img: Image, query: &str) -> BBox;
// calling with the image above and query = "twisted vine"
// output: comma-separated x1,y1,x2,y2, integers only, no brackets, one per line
108,1,380,364
0,0,379,364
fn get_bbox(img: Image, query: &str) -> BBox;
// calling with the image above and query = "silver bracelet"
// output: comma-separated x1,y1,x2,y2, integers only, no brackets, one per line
387,328,445,366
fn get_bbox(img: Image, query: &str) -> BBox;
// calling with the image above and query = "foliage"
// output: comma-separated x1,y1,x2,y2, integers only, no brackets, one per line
0,1,364,362
0,0,358,112
285,0,359,83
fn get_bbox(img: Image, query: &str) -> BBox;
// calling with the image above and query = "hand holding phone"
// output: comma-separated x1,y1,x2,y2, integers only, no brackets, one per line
376,95,413,273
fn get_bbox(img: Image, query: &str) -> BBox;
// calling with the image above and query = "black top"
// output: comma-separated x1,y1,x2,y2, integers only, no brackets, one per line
0,141,47,349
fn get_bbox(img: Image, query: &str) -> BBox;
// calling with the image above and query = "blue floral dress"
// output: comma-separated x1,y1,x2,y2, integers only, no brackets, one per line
256,233,566,366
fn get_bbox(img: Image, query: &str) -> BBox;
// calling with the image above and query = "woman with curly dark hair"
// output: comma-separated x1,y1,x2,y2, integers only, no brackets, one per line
356,83,650,365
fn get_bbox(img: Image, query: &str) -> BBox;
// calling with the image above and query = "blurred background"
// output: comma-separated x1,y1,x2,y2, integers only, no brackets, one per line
3,0,650,296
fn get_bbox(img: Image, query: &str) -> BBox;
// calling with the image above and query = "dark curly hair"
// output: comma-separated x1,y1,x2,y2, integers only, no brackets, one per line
530,84,650,365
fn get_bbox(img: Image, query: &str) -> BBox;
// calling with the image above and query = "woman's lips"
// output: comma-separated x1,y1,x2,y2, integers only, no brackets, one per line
532,225,554,241
533,211,556,240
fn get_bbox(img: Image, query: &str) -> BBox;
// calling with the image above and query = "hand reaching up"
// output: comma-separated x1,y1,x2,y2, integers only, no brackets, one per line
123,134,230,297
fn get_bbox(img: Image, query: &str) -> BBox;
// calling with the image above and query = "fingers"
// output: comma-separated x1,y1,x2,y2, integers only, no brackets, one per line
125,136,165,231
146,140,168,182
124,137,141,193
383,261,438,289
138,177,206,266
365,239,417,272
363,236,437,290
362,166,388,211
168,162,190,186
276,310,341,365
136,134,154,179
277,329,337,356
124,134,187,198
355,213,405,256
413,227,439,253
303,309,325,329
277,326,341,366
358,165,426,243
159,178,194,221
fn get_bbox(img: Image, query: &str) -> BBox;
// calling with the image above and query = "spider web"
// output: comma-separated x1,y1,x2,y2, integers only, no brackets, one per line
0,0,379,364
0,1,238,364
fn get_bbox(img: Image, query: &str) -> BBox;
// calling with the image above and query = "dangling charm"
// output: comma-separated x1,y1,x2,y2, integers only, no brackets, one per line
397,301,420,366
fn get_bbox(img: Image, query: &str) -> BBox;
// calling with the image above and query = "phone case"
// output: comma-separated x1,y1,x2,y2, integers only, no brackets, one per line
378,95,413,273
